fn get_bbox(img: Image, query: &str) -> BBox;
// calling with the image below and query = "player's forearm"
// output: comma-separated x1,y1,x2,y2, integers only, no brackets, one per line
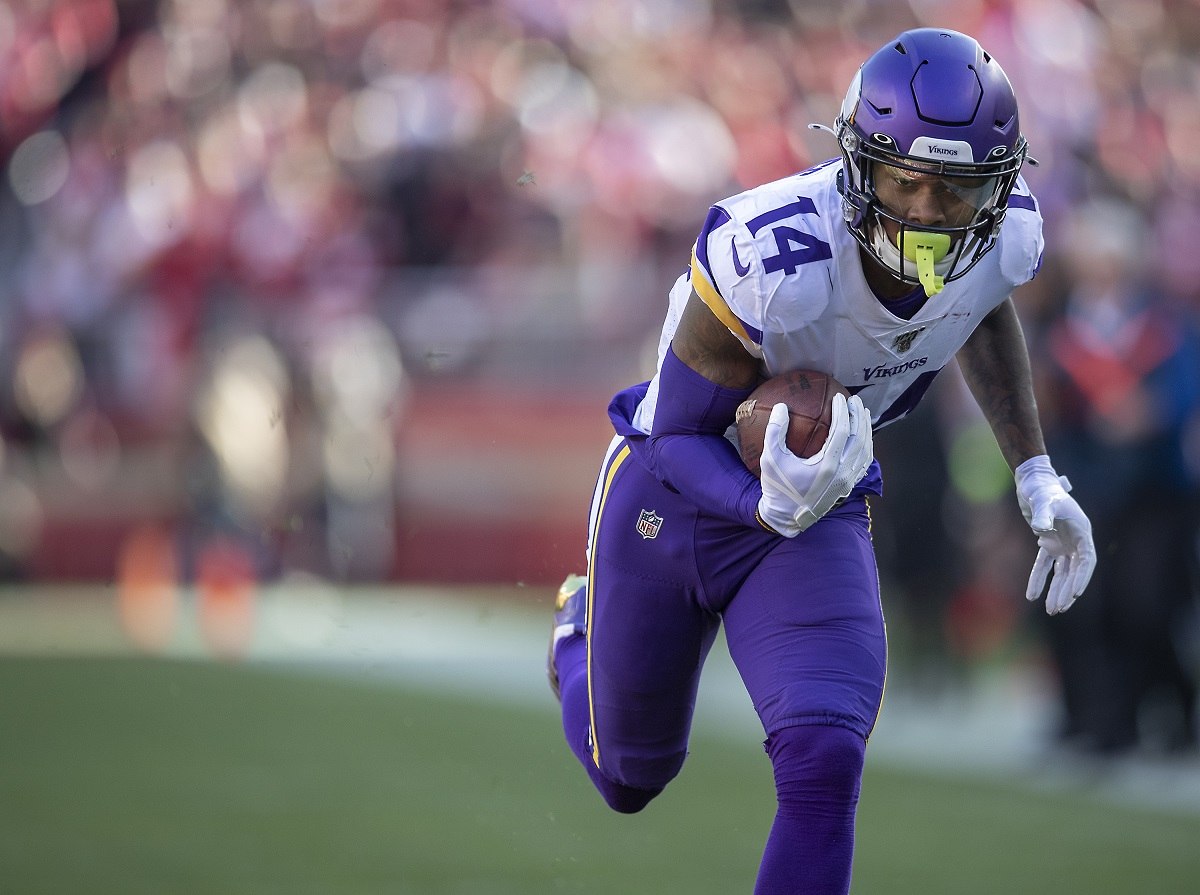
643,345,763,528
956,298,1047,469
644,431,764,527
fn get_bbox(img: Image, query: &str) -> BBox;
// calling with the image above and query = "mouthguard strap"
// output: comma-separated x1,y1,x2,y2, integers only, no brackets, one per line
899,231,951,296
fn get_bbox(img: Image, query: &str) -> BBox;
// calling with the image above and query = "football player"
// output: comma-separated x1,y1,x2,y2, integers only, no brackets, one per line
548,28,1096,895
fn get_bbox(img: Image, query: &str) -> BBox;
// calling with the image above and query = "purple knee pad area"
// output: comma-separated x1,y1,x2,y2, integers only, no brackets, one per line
765,723,866,814
754,724,866,895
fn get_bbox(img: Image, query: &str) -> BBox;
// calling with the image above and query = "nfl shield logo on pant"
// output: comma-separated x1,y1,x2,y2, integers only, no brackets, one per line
636,509,663,540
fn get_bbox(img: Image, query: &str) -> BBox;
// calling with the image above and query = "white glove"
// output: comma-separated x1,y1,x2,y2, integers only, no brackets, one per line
1014,455,1097,614
756,394,874,536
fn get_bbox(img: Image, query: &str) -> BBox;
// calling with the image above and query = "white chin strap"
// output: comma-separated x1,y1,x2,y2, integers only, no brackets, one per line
870,225,955,297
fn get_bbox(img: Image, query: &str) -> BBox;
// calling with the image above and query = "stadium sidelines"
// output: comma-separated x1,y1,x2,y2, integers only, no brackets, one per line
3,581,1198,816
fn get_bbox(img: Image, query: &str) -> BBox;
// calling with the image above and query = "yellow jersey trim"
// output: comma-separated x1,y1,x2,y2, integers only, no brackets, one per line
690,248,753,346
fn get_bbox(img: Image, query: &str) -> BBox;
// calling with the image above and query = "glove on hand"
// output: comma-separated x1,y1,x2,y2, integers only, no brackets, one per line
1014,455,1097,614
757,393,874,537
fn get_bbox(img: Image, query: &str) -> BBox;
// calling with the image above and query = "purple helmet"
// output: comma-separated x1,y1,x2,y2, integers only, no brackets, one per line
834,29,1029,288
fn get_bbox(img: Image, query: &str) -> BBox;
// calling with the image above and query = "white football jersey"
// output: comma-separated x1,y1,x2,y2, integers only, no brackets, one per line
632,158,1043,434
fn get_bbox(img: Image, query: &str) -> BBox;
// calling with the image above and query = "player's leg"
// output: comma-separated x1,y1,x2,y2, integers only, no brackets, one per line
551,437,718,813
718,498,886,895
755,724,865,895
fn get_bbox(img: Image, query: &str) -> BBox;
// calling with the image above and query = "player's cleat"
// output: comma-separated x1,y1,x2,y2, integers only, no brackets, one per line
547,573,588,701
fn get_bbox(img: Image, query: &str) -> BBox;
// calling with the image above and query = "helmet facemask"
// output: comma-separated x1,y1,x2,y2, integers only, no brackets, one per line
837,123,1027,296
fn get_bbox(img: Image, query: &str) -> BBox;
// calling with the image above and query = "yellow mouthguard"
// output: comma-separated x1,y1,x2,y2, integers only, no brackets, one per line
898,231,951,296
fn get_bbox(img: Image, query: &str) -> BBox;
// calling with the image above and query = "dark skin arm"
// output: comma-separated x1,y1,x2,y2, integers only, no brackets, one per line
679,279,1042,470
672,288,762,389
955,296,1047,469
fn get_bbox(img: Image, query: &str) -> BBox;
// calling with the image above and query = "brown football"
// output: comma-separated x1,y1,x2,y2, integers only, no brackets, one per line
735,370,850,477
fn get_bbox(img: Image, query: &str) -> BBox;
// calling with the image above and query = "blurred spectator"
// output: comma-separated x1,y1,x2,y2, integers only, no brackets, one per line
1033,198,1200,755
0,0,1193,643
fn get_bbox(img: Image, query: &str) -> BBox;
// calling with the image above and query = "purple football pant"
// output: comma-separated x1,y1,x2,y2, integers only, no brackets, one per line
557,436,886,893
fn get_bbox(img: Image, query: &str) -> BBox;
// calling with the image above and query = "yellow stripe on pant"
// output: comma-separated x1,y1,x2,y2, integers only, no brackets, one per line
586,442,631,768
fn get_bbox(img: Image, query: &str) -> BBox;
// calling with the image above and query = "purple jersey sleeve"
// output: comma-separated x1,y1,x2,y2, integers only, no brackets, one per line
609,346,764,530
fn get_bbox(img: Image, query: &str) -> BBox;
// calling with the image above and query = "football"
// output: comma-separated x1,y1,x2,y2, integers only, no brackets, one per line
735,370,850,477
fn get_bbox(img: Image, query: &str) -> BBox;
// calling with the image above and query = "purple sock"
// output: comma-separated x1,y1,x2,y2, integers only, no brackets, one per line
556,635,660,814
754,724,866,895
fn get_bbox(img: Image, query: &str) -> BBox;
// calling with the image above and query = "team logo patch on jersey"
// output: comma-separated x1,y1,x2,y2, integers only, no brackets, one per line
891,327,926,354
636,509,663,540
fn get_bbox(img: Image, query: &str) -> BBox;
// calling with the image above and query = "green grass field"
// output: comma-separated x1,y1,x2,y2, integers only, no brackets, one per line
2,657,1198,894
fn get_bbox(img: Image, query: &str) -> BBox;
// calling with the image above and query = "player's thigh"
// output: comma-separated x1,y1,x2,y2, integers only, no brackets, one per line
588,563,718,783
586,440,718,785
722,500,887,738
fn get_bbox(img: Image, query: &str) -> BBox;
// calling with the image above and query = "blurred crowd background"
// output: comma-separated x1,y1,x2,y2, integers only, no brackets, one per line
0,0,1198,755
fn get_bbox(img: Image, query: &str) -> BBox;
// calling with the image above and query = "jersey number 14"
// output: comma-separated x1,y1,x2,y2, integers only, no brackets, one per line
748,197,832,275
